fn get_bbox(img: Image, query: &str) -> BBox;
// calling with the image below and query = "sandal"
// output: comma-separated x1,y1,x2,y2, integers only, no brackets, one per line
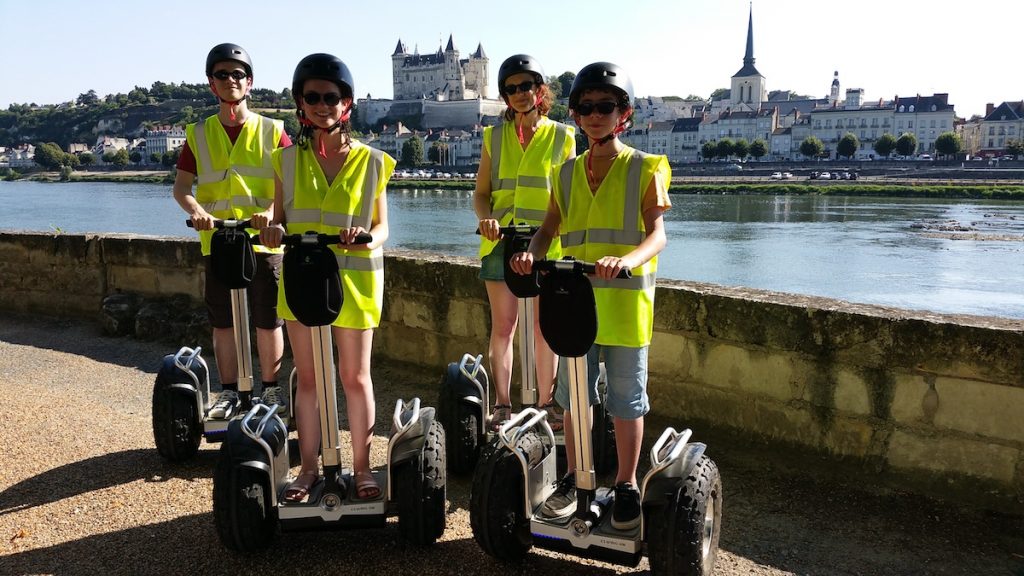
488,404,513,432
353,470,381,501
538,402,564,432
283,471,319,503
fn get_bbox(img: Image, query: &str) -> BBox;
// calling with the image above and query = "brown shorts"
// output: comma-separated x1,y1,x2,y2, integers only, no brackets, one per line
204,253,284,330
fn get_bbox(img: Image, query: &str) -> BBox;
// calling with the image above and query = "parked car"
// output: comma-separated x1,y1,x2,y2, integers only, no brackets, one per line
769,171,783,180
818,172,832,180
918,154,933,160
782,172,794,180
999,155,1015,161
725,164,743,172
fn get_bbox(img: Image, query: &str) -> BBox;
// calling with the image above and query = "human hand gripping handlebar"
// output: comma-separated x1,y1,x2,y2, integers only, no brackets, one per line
531,257,632,279
185,218,253,230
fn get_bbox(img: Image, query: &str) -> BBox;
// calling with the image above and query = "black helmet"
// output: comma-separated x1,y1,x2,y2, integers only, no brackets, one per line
206,43,253,77
292,53,354,104
497,54,546,90
568,62,634,109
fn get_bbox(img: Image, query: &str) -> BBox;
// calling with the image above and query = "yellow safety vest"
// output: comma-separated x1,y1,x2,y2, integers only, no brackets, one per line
479,117,574,259
553,146,670,347
273,141,395,329
186,114,284,255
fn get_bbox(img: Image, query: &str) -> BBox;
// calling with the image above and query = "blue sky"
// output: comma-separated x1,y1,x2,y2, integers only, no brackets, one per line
2,0,1021,118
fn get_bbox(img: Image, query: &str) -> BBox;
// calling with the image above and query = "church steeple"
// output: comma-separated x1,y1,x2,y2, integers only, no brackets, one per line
733,3,760,78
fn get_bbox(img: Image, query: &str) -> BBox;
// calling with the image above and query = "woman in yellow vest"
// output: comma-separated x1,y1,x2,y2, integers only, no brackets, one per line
510,62,671,531
255,54,394,503
473,54,575,431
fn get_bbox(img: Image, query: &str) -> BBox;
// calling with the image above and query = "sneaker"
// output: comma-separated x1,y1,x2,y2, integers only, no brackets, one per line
540,473,577,518
611,481,641,530
260,385,287,415
208,389,239,419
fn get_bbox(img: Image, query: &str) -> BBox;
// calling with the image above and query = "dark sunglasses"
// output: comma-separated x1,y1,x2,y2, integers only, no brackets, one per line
502,80,536,96
575,101,619,116
302,91,343,106
212,70,249,81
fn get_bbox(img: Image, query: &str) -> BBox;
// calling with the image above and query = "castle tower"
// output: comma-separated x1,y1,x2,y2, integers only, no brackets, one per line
830,71,841,105
391,38,408,100
443,34,462,100
730,3,766,111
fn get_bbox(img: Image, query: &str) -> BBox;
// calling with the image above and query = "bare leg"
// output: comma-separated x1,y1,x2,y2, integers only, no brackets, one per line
613,416,643,486
484,280,518,407
211,327,238,384
255,326,284,382
532,295,558,404
286,321,321,476
335,327,375,478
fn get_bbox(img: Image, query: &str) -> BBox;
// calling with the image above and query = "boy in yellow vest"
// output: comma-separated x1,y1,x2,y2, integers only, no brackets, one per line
510,62,671,530
172,43,291,419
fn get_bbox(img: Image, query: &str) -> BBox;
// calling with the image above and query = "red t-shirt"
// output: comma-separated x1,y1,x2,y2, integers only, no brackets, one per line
176,120,292,174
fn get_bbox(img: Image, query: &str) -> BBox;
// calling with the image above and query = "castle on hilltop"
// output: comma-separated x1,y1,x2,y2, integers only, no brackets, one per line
391,35,490,101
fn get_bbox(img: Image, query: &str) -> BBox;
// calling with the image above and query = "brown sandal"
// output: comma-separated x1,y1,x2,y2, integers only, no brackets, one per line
488,404,513,432
538,402,564,432
283,471,319,503
353,470,381,500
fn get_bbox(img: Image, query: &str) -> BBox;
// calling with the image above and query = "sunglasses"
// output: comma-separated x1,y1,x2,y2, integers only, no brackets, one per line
303,91,344,106
575,101,619,116
502,80,536,96
212,70,249,81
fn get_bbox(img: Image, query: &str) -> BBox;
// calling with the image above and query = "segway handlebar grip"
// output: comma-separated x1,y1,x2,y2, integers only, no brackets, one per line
278,231,373,248
185,218,253,229
533,258,632,279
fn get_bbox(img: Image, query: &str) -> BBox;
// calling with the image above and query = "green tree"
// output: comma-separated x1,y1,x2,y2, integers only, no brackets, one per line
574,132,589,154
546,75,562,101
76,90,99,107
715,138,735,159
33,141,66,170
78,152,94,166
402,135,424,166
102,151,116,164
1004,139,1024,158
837,133,860,159
129,151,143,165
935,132,962,158
873,133,897,158
733,138,749,160
557,72,575,99
62,153,80,169
149,152,160,164
709,88,729,100
59,165,74,181
112,148,130,168
548,103,568,123
896,132,918,157
427,140,447,164
701,141,717,161
800,136,824,159
749,138,767,160
161,149,180,168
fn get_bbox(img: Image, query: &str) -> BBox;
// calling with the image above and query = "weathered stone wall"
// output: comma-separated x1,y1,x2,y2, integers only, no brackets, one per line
1,231,1021,510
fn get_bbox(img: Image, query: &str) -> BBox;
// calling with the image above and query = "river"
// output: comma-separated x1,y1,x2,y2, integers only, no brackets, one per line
2,180,1023,319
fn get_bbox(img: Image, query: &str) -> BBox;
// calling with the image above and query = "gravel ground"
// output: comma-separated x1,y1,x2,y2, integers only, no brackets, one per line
1,314,1021,576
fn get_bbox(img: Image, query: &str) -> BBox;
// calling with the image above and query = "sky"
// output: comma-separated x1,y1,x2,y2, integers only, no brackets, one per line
2,0,1022,119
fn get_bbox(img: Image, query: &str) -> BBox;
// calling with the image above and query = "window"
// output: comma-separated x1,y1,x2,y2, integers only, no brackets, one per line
908,121,914,129
899,105,905,112
990,126,996,135
909,105,915,112
860,130,866,138
826,120,832,128
930,120,936,128
941,120,947,128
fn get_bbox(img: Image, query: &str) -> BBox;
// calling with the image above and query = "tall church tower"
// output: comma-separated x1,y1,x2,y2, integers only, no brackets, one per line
830,71,841,105
730,4,766,111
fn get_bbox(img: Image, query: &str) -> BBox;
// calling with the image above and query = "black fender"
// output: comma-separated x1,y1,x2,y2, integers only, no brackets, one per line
390,406,438,467
155,353,205,401
642,442,707,508
443,361,484,406
222,411,288,465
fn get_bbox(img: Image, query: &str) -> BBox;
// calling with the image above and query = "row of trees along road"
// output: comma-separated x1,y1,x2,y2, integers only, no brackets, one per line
800,131,964,160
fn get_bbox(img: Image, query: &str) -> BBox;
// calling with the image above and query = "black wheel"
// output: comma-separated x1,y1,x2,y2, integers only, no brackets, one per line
437,365,481,474
470,430,546,561
647,455,723,576
152,376,201,461
397,419,447,545
213,443,278,552
592,403,617,476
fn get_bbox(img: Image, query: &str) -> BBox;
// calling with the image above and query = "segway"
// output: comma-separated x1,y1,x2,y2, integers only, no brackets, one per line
470,257,722,575
438,224,616,475
213,231,446,551
152,218,293,462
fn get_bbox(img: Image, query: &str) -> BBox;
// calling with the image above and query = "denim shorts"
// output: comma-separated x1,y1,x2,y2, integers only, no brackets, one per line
478,239,508,281
555,344,649,420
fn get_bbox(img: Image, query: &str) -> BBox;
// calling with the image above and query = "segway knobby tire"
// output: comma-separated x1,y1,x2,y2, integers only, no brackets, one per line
396,419,447,545
152,376,201,461
469,430,546,561
646,455,723,576
212,443,278,552
437,364,481,474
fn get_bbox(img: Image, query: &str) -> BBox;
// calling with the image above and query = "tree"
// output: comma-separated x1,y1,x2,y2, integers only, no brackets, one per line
895,132,918,157
837,133,860,159
33,141,66,170
557,72,575,99
935,132,962,158
161,149,180,168
78,152,94,166
129,151,143,165
149,152,161,164
710,88,729,100
800,136,824,159
402,135,424,166
62,153,80,169
749,139,767,160
874,133,897,158
75,90,99,107
548,103,568,123
715,138,735,160
427,140,447,164
546,75,562,102
112,148,130,168
701,141,717,161
733,138,749,160
1005,139,1024,158
102,151,116,164
574,132,589,154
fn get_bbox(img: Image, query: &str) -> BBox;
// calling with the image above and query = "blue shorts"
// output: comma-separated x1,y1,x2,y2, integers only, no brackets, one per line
478,239,508,281
555,344,649,420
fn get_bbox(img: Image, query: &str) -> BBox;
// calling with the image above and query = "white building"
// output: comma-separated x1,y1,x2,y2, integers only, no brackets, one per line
978,101,1023,157
144,126,186,157
391,35,489,101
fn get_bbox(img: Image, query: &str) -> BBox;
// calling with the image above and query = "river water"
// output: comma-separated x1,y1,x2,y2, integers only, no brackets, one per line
2,180,1023,319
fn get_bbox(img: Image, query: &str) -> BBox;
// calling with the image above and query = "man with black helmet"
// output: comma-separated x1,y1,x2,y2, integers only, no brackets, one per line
172,43,292,420
510,62,672,531
473,54,575,432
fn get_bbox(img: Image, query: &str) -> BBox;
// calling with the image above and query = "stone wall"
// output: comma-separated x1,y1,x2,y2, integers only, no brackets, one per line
1,231,1021,511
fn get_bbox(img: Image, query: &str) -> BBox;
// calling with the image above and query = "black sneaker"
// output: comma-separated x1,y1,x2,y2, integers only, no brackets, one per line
540,473,577,518
611,482,641,530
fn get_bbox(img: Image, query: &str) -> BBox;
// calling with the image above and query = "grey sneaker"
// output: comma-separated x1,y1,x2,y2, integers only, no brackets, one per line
261,385,287,415
611,481,641,530
208,389,239,419
540,473,577,518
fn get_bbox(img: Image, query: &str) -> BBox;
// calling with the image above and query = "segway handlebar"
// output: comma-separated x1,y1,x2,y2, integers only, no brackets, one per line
276,231,373,248
473,223,539,236
185,218,253,229
532,257,632,279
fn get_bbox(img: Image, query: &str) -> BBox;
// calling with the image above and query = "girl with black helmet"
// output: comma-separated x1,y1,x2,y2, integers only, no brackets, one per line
509,62,672,530
254,53,395,503
473,54,575,432
173,43,291,422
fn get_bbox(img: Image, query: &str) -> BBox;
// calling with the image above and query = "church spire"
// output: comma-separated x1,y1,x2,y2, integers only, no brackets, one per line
732,3,761,77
